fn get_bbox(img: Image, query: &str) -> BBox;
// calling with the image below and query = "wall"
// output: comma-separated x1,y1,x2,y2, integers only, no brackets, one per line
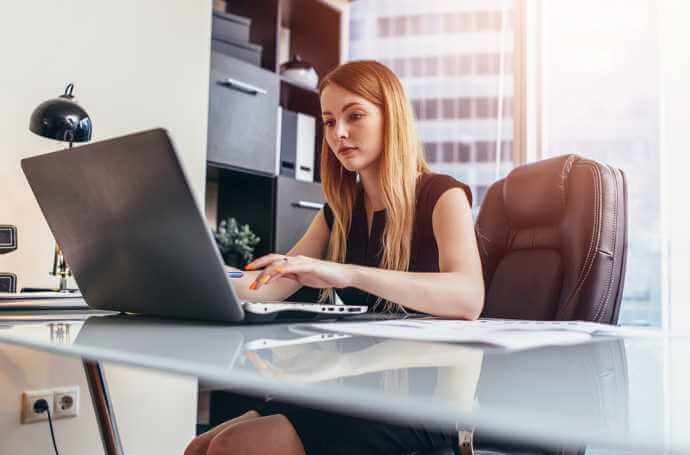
0,0,212,453
0,0,211,290
0,345,197,454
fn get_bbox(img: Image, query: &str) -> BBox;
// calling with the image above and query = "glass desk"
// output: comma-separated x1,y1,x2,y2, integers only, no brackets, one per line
0,308,684,454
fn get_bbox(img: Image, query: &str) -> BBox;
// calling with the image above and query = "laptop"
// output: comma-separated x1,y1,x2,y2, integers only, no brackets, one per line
21,128,368,323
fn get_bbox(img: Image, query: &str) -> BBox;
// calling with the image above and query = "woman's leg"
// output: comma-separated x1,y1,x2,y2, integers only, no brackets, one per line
184,410,261,455
206,414,306,455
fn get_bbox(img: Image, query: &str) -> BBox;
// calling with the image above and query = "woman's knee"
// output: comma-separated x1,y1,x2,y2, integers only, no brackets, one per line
184,437,206,455
184,410,261,455
206,414,305,455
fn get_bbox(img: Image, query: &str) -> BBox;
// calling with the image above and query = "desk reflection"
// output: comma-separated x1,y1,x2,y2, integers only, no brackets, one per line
70,314,630,442
244,334,483,412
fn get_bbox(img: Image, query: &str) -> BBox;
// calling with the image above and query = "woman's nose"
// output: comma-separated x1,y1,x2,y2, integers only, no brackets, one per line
335,120,348,139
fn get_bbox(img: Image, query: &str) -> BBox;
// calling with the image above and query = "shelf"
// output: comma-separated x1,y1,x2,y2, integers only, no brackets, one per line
225,0,343,75
279,75,318,94
280,78,321,119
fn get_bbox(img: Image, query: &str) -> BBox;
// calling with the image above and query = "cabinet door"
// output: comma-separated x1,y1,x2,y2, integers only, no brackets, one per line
274,177,324,253
207,52,279,175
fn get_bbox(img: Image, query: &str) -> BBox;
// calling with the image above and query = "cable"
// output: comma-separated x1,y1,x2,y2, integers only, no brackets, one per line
33,399,61,455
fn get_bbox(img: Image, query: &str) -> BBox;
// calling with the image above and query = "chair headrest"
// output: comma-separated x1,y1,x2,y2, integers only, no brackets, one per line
503,154,579,228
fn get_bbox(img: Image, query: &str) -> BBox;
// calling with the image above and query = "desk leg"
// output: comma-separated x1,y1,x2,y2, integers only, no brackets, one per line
83,360,125,455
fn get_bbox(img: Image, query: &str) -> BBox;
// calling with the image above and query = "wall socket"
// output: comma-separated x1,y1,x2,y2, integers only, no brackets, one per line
21,386,79,424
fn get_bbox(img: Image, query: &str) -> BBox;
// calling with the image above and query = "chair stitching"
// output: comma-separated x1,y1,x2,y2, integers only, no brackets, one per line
558,162,601,319
594,253,615,322
559,155,577,211
593,165,619,321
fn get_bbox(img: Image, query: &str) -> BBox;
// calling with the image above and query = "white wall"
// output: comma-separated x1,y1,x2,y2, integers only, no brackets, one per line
0,0,212,453
0,0,211,290
0,344,102,454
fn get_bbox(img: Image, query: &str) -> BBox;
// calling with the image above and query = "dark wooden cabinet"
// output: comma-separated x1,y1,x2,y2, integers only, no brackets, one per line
205,0,345,264
211,168,323,258
207,52,279,175
274,176,324,253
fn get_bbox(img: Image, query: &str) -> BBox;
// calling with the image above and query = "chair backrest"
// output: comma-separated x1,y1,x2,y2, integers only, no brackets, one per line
475,154,628,324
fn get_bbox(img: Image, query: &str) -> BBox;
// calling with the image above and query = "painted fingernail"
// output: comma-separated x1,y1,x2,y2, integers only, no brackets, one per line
260,275,270,284
276,267,284,273
249,282,257,290
245,263,254,270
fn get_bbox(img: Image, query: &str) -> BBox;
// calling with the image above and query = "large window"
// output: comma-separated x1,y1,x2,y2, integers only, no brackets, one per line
538,0,661,326
349,0,517,211
350,0,662,327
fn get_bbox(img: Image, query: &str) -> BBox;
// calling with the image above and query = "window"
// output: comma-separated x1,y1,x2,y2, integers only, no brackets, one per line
537,0,661,326
423,99,439,119
393,16,406,36
441,99,455,119
377,17,391,37
441,142,455,162
350,0,517,210
424,57,438,77
350,19,363,41
424,142,438,163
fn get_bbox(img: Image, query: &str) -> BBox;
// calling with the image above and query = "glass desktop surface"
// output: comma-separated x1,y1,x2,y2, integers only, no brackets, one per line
0,310,684,453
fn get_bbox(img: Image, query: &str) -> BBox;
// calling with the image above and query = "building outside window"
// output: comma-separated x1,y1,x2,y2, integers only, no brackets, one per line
349,0,516,213
350,0,662,328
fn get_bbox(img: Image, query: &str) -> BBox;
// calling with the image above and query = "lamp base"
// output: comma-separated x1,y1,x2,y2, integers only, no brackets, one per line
20,287,80,293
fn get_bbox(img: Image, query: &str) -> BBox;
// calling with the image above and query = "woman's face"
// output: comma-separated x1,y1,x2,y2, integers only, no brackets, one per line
320,83,384,173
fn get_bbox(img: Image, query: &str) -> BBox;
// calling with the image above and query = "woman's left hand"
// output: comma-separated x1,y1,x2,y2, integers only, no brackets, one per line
245,254,356,290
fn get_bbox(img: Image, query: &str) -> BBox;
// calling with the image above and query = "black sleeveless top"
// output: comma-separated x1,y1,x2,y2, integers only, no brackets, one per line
323,173,472,308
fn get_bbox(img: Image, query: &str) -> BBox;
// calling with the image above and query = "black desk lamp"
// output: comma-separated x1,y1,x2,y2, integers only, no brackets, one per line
29,83,92,292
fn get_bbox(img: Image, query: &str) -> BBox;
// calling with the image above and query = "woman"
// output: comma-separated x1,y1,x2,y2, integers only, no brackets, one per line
185,60,484,455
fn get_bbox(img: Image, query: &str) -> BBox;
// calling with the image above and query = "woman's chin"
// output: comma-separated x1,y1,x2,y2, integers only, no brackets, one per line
338,157,374,173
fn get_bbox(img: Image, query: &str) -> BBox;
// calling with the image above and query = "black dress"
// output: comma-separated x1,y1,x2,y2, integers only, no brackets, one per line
259,173,472,455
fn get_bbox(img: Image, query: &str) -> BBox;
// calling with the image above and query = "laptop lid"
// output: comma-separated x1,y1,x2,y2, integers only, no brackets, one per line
22,128,245,322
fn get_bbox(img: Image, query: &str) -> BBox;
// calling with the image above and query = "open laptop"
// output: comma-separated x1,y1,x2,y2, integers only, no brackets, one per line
21,128,368,323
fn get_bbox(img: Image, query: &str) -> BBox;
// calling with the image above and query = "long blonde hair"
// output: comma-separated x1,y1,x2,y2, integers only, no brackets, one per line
319,60,431,309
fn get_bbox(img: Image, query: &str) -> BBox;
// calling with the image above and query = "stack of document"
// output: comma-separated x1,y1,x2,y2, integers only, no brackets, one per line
0,291,88,311
0,291,82,300
311,319,659,351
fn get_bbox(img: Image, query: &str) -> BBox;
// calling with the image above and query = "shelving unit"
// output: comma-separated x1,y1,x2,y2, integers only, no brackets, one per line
203,0,348,429
205,0,347,259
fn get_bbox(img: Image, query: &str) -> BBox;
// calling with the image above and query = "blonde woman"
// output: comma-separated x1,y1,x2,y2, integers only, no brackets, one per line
185,60,484,455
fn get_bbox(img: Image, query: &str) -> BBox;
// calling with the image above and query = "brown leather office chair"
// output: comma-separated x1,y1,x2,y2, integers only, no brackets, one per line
426,154,629,455
476,154,627,323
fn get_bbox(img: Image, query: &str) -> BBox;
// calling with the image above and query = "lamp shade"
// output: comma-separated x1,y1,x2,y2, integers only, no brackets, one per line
29,83,92,143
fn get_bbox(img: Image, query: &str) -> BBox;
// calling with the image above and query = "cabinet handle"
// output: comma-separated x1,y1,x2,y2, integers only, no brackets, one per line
218,77,267,96
292,201,324,210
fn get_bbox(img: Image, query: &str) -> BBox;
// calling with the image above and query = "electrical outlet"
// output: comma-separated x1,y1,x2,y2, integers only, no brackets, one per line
21,389,54,424
53,386,79,419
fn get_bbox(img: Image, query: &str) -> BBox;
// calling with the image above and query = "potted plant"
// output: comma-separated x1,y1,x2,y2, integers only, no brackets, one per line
213,217,260,268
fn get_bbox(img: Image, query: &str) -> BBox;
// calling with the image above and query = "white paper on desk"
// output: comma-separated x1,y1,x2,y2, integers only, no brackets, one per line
0,291,82,300
310,319,658,351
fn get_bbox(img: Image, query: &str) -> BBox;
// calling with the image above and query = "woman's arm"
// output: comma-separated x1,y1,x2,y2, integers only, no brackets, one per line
349,188,484,318
253,188,484,319
227,209,330,302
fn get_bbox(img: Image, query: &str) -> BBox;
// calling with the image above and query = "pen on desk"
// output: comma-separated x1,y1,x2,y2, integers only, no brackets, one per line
227,271,244,278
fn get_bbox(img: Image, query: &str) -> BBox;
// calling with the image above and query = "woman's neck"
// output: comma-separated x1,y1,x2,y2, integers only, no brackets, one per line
359,166,385,212
359,165,425,212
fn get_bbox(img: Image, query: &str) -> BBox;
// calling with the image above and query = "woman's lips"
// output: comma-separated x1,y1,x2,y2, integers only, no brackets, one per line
338,147,358,157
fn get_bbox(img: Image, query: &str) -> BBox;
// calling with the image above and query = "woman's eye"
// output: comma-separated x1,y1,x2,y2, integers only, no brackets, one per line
324,120,335,128
350,113,363,121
